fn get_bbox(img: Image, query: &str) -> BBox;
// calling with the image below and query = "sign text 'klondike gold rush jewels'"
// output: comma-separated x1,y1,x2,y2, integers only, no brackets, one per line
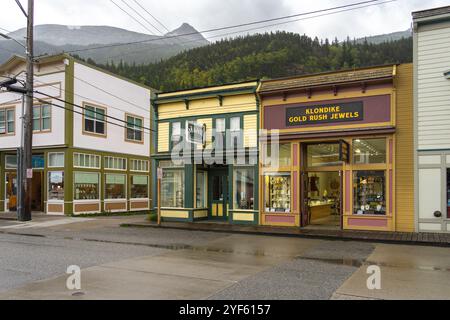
286,101,364,126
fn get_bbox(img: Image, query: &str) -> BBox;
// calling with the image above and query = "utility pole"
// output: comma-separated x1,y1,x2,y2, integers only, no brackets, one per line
18,0,34,221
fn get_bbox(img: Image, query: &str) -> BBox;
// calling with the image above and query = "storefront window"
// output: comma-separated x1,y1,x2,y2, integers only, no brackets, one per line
74,172,99,200
48,171,64,201
131,175,149,199
447,169,450,219
266,143,291,167
353,138,386,164
264,173,291,213
307,143,340,167
196,171,207,208
234,168,254,210
353,171,386,215
48,152,65,168
161,169,184,208
105,174,126,199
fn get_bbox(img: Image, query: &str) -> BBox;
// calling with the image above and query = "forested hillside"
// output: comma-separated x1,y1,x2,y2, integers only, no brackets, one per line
90,31,413,91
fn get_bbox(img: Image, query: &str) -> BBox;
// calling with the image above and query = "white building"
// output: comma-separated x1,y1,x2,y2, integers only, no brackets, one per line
0,54,153,215
413,6,450,233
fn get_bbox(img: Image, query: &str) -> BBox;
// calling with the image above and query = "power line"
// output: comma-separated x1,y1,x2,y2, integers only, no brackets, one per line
132,0,171,33
120,0,164,35
42,0,385,56
103,0,396,62
109,0,156,35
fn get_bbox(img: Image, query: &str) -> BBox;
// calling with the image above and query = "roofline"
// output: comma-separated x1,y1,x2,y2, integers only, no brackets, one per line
157,79,259,96
260,63,398,85
412,5,450,22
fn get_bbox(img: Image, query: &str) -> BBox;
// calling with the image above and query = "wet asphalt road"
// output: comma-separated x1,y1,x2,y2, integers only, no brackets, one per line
0,216,449,300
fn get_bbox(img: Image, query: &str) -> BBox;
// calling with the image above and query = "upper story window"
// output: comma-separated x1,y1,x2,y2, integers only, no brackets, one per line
171,122,181,142
84,104,106,136
33,104,51,132
230,117,241,132
126,115,144,143
216,118,226,133
0,107,15,135
74,153,101,169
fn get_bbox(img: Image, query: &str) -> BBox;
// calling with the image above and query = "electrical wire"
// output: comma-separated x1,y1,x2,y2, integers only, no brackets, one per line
132,0,171,33
120,0,164,35
109,0,156,35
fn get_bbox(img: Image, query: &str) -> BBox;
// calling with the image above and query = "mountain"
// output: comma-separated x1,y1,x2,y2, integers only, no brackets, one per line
92,31,413,92
0,23,208,64
356,29,412,44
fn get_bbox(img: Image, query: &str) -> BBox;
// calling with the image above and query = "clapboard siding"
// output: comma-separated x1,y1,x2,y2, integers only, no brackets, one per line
417,26,450,150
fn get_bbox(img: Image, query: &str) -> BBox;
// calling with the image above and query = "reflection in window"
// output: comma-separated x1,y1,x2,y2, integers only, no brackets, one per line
74,172,99,200
307,143,340,167
264,173,291,213
171,122,181,142
353,139,386,164
48,171,64,201
105,174,126,199
131,175,149,199
266,143,291,167
353,171,386,215
161,169,184,208
234,168,254,210
84,105,105,135
196,171,207,208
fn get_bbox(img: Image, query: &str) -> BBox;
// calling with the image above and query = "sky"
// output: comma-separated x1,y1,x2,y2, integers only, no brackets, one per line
1,0,449,41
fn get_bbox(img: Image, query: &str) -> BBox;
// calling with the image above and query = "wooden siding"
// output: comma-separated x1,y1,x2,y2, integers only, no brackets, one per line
158,122,169,153
417,26,450,150
244,114,258,148
157,94,258,120
395,64,415,232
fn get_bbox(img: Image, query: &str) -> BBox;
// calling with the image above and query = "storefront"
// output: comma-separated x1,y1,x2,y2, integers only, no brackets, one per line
153,81,260,224
259,64,414,232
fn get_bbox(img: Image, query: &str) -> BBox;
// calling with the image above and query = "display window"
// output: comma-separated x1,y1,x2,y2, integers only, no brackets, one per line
131,175,149,199
264,173,291,213
161,169,185,208
234,168,254,210
265,143,291,168
74,172,100,200
196,171,207,208
353,138,386,164
48,171,64,201
353,171,386,215
307,143,341,167
105,174,126,199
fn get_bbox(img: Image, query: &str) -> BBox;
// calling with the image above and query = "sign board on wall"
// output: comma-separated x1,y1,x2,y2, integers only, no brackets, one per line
286,101,364,127
186,121,207,146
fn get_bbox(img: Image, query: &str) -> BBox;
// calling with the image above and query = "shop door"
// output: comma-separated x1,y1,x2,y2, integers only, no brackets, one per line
5,172,18,211
208,170,228,220
31,171,43,212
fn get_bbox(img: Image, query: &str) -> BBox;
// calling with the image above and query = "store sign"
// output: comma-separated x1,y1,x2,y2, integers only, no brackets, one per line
286,101,364,126
186,121,206,146
339,140,350,163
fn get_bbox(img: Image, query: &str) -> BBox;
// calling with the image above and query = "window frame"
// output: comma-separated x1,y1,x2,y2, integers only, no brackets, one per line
82,102,107,137
73,153,101,169
130,159,149,172
48,171,65,201
0,106,15,136
352,170,387,216
125,113,144,144
104,173,127,200
130,175,149,200
48,152,65,168
73,172,101,201
352,138,387,165
104,156,127,171
233,166,255,211
32,104,52,133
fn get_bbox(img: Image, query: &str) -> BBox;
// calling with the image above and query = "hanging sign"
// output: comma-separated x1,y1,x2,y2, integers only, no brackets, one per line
339,140,350,163
286,101,364,126
186,121,206,146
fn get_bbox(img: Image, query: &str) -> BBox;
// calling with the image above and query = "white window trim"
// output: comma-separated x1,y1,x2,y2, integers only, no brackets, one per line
104,173,127,200
130,174,150,199
104,156,127,171
130,159,150,173
73,153,101,169
48,152,65,168
73,171,101,202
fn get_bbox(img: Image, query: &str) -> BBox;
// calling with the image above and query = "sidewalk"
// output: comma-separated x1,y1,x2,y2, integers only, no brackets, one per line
122,220,450,247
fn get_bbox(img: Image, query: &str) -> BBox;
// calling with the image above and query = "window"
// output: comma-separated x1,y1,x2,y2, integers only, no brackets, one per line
131,175,149,199
307,143,341,167
84,104,106,135
105,156,127,171
32,154,45,169
196,171,207,208
216,118,226,133
48,171,64,201
130,159,149,172
74,153,101,169
74,172,99,200
266,143,291,167
126,115,143,142
171,122,181,142
32,105,51,132
161,169,184,208
0,108,15,134
353,171,386,215
5,155,17,169
353,139,386,164
234,168,254,210
48,153,65,168
105,174,126,199
264,173,291,213
230,117,240,132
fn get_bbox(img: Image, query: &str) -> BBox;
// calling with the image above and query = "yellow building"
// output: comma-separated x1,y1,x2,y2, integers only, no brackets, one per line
153,81,260,224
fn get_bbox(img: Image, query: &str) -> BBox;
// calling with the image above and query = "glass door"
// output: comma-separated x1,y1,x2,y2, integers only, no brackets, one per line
5,172,18,212
208,170,228,220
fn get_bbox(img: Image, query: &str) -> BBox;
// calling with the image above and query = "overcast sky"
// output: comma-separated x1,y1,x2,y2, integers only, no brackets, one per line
1,0,449,41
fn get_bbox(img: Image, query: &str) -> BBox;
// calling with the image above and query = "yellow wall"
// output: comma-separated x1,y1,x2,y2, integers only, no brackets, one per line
394,63,415,232
244,114,258,148
158,122,169,153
